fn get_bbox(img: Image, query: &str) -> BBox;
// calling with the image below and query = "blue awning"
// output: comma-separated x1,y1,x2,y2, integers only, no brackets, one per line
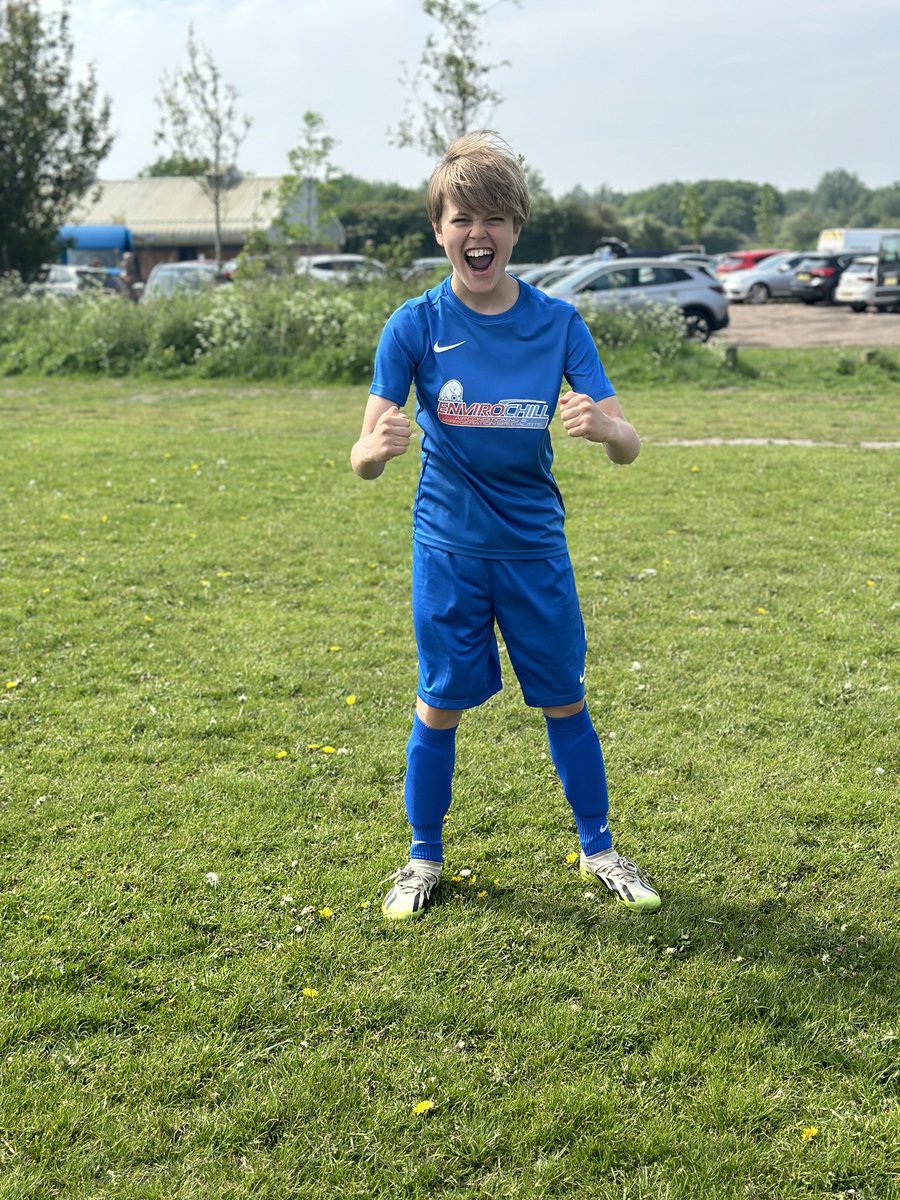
59,224,133,251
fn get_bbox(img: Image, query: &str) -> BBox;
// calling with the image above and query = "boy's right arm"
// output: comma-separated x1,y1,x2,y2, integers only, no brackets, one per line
350,394,412,480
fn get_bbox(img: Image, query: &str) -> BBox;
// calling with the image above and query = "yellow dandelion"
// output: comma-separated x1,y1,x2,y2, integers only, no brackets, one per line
345,695,357,706
865,580,876,588
216,570,231,578
566,851,579,865
756,607,768,615
101,514,108,524
476,890,487,898
302,987,319,999
307,743,322,750
412,1099,435,1116
801,1126,819,1143
358,901,371,909
321,746,336,754
690,465,700,473
319,907,334,919
450,875,463,883
275,750,288,759
143,614,153,623
6,679,21,690
327,645,341,652
493,879,501,887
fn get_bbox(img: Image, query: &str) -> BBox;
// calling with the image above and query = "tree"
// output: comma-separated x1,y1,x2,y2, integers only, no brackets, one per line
814,169,867,224
390,0,519,158
0,1,113,278
154,25,251,262
272,112,341,255
679,185,706,248
753,184,779,245
139,152,211,178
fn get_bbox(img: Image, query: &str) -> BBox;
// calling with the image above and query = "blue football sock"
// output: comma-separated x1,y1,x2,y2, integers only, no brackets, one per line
544,705,613,855
404,714,457,862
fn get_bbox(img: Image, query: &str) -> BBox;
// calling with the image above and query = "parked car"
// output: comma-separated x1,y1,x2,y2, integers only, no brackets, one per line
403,256,449,281
834,256,878,312
516,263,584,289
139,260,225,303
662,252,720,273
715,249,786,277
722,252,809,303
30,264,125,299
789,253,856,304
543,257,729,341
295,254,385,283
873,233,900,312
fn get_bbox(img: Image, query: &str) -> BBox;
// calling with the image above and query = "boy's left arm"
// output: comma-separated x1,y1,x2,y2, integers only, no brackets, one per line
558,392,640,464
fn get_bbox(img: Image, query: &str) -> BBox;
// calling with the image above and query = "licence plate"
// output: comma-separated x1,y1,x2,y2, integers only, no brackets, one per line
886,275,898,286
796,272,810,281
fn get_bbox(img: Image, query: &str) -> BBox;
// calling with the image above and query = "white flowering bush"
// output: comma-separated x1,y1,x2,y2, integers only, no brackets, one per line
0,273,695,380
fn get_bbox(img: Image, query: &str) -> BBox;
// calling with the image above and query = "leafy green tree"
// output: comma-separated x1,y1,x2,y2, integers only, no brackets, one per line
390,0,519,157
0,0,113,278
814,169,867,224
753,184,780,245
679,185,706,248
154,25,252,263
139,153,211,178
272,112,340,255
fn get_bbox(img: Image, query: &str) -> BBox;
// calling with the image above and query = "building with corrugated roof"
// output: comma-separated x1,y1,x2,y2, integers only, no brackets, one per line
66,176,344,277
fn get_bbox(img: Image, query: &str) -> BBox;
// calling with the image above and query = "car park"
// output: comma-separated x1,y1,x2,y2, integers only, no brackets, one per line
139,260,225,303
543,257,729,341
722,252,809,303
715,249,786,277
30,264,125,299
295,254,385,283
789,253,856,304
834,256,878,312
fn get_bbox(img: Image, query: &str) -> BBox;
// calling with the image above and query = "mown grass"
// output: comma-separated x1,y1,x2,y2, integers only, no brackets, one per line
1,353,898,1200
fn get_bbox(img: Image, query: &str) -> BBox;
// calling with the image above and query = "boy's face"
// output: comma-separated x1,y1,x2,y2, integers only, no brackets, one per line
433,201,520,312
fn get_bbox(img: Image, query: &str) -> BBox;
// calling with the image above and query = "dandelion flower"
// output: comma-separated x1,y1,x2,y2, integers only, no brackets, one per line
756,607,768,615
801,1126,819,1143
321,746,336,754
412,1099,435,1116
205,872,219,886
327,645,341,652
275,749,288,759
358,900,370,909
302,987,319,999
866,580,876,588
566,851,579,865
318,907,334,919
345,695,357,706
307,743,322,751
6,679,21,690
476,890,487,898
690,465,700,473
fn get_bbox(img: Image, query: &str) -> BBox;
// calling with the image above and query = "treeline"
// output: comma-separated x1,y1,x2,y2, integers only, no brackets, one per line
330,168,900,260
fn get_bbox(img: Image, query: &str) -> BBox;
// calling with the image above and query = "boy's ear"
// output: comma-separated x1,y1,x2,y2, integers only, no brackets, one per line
432,222,445,247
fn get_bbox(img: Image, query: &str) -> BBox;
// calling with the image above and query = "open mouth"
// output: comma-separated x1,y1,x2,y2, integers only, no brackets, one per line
464,248,494,275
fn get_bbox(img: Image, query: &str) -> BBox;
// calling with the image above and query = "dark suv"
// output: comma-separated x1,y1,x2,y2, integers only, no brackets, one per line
789,253,856,304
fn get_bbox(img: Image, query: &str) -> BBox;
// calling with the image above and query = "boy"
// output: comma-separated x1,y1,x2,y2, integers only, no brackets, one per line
350,131,660,920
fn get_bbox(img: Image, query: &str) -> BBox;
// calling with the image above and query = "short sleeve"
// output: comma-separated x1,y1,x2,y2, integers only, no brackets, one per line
563,311,616,401
370,304,422,407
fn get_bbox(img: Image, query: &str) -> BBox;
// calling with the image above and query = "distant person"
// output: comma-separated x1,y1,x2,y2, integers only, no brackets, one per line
119,252,141,300
351,130,661,921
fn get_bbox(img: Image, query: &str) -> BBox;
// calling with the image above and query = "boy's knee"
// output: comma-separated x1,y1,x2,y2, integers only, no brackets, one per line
543,700,585,719
416,699,463,730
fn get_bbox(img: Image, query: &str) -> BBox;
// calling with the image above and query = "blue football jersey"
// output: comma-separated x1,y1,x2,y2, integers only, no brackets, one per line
370,276,615,559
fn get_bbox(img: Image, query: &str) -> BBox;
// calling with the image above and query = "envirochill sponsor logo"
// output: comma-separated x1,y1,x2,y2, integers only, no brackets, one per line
437,398,550,429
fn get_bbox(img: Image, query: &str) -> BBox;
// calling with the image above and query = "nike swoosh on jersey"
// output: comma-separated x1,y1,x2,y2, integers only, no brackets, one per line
433,340,466,353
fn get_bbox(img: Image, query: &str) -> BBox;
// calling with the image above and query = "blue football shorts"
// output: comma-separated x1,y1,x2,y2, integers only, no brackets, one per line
411,540,588,710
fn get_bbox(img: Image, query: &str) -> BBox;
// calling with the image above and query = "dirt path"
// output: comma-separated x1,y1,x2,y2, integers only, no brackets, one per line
712,302,900,348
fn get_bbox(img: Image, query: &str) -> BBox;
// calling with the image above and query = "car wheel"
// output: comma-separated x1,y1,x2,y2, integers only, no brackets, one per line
747,282,770,304
682,307,713,342
850,303,867,313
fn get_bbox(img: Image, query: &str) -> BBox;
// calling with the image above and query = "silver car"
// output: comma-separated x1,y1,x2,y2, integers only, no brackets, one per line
722,252,808,304
543,257,729,341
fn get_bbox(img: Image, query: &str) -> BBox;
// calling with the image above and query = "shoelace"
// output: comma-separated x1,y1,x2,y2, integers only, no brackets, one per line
379,863,441,892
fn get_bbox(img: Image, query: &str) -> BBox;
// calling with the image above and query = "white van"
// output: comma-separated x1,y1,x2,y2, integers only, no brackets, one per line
816,228,900,254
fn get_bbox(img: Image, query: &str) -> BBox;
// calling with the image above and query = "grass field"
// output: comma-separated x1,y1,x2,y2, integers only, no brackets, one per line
1,350,898,1199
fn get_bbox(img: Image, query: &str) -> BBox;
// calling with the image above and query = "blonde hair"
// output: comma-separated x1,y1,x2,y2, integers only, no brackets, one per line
426,130,531,229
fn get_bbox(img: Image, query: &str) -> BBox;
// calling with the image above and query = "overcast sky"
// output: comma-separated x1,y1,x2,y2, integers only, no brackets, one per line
65,0,899,196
